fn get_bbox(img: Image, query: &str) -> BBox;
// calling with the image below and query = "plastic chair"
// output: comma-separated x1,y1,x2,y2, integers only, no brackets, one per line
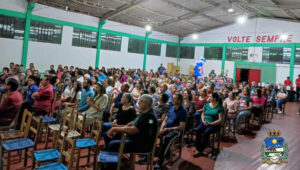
76,118,103,169
37,134,77,170
96,133,127,170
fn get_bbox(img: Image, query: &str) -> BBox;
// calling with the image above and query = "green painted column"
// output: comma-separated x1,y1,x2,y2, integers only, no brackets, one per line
176,38,183,66
95,19,106,68
290,43,296,86
221,44,227,76
21,3,35,69
143,30,152,70
233,61,236,83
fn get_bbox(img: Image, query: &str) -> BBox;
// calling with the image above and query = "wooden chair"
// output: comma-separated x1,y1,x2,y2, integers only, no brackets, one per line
0,107,21,131
133,129,160,170
32,124,68,169
1,113,42,170
36,135,77,169
45,105,76,148
0,109,33,143
222,109,237,137
76,118,103,169
96,133,127,170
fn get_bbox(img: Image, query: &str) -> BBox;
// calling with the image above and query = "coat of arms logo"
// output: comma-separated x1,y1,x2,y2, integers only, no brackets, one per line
261,130,288,165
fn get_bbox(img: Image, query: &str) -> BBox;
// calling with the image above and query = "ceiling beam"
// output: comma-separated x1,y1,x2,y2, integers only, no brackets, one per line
159,0,227,26
237,0,274,17
268,0,299,21
101,0,148,19
71,0,116,11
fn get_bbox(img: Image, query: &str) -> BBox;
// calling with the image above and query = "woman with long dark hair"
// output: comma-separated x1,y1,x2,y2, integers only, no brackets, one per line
85,82,108,126
194,92,224,157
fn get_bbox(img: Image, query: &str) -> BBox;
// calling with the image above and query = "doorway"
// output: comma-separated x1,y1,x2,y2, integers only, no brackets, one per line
235,68,261,83
240,69,249,83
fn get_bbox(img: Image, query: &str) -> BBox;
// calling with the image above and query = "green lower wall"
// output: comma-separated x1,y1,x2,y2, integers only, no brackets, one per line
235,62,276,83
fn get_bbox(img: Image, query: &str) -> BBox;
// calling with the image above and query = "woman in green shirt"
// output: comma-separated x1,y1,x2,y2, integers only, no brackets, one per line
194,92,224,158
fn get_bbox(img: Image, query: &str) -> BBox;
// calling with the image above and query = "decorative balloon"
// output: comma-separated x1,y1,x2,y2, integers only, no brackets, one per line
194,57,206,82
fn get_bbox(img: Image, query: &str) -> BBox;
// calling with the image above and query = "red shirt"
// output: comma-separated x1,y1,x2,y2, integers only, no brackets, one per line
296,78,300,88
284,80,292,86
194,97,207,111
34,84,53,112
0,91,22,126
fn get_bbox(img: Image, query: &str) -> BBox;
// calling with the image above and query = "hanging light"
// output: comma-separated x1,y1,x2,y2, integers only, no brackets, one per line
237,15,247,24
280,33,288,41
145,25,152,32
228,8,234,13
192,33,198,40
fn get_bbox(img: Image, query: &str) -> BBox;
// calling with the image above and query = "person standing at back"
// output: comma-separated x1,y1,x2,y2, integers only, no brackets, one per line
158,64,166,75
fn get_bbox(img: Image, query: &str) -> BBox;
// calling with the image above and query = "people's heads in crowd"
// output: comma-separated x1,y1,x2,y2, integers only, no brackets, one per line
254,88,262,98
2,67,9,75
159,93,169,104
9,62,14,69
76,69,83,78
27,75,37,86
243,87,250,97
173,92,183,106
4,78,19,92
92,76,98,85
183,89,192,101
95,82,106,96
139,94,153,112
121,92,134,106
228,91,235,100
121,83,130,92
40,75,52,87
83,79,92,90
209,92,223,105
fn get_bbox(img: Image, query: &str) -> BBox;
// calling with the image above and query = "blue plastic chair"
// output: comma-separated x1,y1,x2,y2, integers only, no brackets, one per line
96,133,127,170
37,162,67,170
75,118,102,168
1,115,42,169
37,135,76,170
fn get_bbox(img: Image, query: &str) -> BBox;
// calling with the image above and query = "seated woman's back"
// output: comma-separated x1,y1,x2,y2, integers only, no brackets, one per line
115,106,136,125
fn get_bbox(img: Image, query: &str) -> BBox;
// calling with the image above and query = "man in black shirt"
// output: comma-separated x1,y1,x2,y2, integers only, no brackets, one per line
107,94,158,153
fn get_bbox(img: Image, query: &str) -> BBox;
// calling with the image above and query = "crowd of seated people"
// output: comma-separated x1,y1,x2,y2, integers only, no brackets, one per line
0,62,298,170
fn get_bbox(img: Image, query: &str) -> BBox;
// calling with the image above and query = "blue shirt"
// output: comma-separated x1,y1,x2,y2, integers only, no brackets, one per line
26,84,39,105
165,105,187,128
78,87,95,112
165,90,173,104
158,66,166,75
98,74,107,82
114,92,124,110
173,83,183,91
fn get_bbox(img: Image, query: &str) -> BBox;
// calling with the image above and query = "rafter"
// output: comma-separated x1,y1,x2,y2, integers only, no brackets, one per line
268,0,299,21
159,0,227,26
100,0,148,19
71,0,116,11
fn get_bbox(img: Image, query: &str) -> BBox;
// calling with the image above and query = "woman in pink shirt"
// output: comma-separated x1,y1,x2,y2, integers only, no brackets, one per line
252,88,265,118
223,92,238,129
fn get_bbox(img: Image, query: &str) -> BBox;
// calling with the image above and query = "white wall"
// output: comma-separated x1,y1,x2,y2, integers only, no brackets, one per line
276,64,290,84
182,18,300,43
225,61,235,78
0,1,182,73
0,0,27,13
0,38,23,68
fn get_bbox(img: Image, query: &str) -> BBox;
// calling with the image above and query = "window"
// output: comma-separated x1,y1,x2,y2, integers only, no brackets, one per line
262,47,290,64
30,20,62,44
72,28,97,48
166,45,178,58
226,47,248,61
180,46,195,59
204,47,223,60
101,33,121,51
295,48,300,65
147,42,161,56
128,38,144,54
0,15,25,40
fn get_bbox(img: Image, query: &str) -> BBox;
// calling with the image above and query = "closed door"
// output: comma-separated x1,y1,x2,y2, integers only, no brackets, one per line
248,69,261,83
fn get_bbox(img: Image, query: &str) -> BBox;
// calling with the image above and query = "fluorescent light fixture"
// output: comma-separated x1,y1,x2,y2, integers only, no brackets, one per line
145,25,152,32
280,33,288,41
237,15,247,24
228,8,234,13
192,34,198,40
